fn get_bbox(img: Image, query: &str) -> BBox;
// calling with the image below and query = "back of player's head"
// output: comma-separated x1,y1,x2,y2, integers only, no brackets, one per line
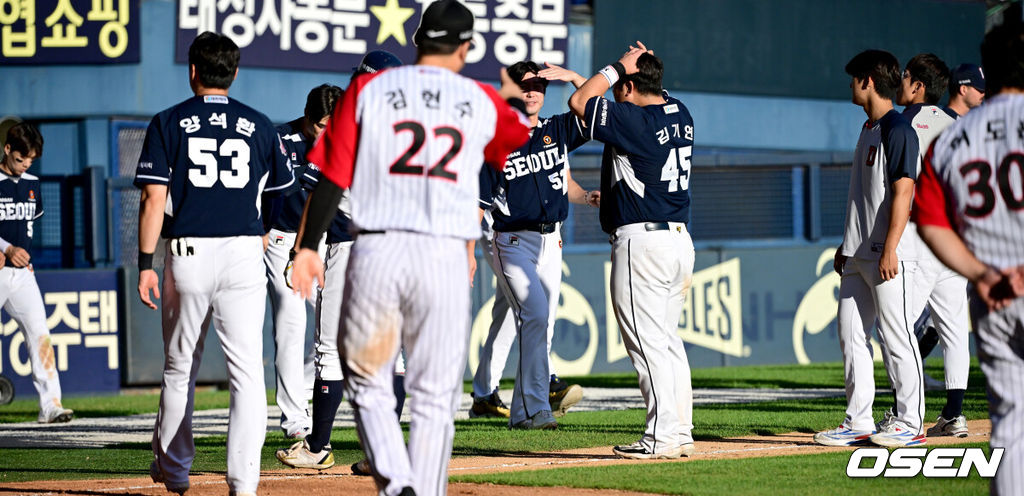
981,21,1024,95
508,61,549,93
4,122,43,158
845,50,901,101
905,53,949,104
304,84,343,122
615,52,663,96
413,0,475,56
188,32,241,90
948,63,985,97
354,50,403,76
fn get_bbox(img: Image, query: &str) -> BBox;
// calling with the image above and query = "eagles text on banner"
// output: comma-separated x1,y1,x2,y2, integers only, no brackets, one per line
174,0,569,80
0,0,139,63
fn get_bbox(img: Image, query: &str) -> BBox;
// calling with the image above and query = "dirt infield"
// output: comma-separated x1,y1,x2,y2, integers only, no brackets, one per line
1,420,991,495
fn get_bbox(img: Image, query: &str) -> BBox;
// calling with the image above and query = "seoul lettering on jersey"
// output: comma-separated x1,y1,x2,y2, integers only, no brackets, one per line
0,172,43,250
134,94,295,238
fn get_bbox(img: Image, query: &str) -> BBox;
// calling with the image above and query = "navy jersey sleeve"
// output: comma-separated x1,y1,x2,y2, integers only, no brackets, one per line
134,115,171,187
33,184,43,219
478,164,498,208
884,122,919,183
552,111,589,152
262,129,297,196
582,96,647,153
301,162,322,190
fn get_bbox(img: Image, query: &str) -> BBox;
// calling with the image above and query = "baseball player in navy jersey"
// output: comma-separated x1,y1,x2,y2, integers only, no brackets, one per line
814,50,926,448
474,60,596,427
569,42,696,459
947,63,985,118
289,1,530,493
894,53,972,438
136,32,296,495
914,22,1024,494
277,50,406,474
0,123,72,424
265,83,342,441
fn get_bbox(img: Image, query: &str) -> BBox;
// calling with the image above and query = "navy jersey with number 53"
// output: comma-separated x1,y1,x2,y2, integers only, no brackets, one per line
584,95,694,233
0,171,43,252
134,95,296,238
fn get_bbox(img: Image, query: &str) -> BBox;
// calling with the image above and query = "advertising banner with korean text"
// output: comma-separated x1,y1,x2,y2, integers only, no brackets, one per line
0,270,120,396
0,0,140,64
174,0,569,80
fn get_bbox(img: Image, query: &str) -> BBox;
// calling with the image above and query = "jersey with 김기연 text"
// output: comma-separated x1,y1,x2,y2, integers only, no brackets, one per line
841,109,920,261
307,65,530,240
583,95,694,233
0,171,42,254
481,112,588,232
134,94,296,238
913,93,1024,270
301,162,353,243
273,118,314,233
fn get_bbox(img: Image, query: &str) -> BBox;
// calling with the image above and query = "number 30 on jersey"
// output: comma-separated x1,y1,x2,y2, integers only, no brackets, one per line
660,145,692,193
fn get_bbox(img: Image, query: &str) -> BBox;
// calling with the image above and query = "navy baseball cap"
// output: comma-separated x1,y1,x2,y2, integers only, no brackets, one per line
353,50,402,76
950,63,985,92
413,0,475,47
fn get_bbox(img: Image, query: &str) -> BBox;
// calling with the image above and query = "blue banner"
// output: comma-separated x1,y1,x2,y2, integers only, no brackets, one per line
174,0,570,80
0,270,121,396
0,0,140,64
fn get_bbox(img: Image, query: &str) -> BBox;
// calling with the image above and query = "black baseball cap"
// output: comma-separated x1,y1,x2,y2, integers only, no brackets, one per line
950,63,985,92
413,0,475,47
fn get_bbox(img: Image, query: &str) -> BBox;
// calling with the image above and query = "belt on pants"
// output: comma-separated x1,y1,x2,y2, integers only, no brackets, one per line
357,230,385,236
609,221,682,242
524,222,559,234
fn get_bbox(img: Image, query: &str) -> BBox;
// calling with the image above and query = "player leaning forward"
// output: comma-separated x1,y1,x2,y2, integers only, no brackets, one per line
569,42,697,460
289,1,530,494
814,50,926,448
136,32,296,494
0,123,73,424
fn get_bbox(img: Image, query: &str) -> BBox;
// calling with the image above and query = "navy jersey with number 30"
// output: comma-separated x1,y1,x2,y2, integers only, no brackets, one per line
134,95,296,238
0,171,43,253
584,95,694,233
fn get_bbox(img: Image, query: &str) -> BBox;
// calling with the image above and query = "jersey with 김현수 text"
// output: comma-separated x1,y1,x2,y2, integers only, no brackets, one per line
272,118,315,233
307,65,530,240
841,109,920,261
134,94,297,238
583,95,694,233
481,112,588,232
913,93,1024,270
0,170,43,253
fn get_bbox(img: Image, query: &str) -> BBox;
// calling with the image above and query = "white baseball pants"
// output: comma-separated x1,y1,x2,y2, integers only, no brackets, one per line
341,232,469,496
0,266,63,415
153,236,267,493
913,251,970,389
838,257,924,433
314,240,352,382
264,229,315,436
472,233,515,397
491,229,561,425
975,297,1023,496
610,223,695,453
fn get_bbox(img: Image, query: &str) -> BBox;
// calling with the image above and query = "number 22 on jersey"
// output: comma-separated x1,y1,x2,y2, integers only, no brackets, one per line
660,145,692,193
388,121,463,181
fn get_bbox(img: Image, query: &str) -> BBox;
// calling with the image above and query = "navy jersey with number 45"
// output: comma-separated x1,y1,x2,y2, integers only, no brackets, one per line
134,95,296,238
584,95,694,233
0,171,43,253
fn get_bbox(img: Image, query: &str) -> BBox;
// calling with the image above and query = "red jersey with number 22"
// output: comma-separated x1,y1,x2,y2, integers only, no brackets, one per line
307,65,530,240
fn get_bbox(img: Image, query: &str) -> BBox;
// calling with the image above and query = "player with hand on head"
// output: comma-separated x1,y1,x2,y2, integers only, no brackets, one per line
474,60,595,426
947,63,985,117
0,122,72,424
136,32,296,495
265,83,342,441
815,49,926,448
569,41,696,459
914,22,1024,494
276,50,405,474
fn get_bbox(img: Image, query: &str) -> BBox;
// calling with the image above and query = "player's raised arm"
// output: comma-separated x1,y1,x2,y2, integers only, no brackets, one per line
569,41,649,119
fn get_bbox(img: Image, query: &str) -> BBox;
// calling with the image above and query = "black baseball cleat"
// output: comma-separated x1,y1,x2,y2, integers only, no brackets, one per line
398,487,416,496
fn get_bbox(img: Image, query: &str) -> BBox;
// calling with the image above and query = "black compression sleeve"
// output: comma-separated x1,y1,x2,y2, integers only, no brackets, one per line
299,179,344,251
506,97,526,115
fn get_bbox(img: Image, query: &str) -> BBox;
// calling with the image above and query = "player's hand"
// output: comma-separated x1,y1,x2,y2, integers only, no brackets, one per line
467,243,478,287
4,246,30,267
619,41,650,74
290,248,324,300
0,250,6,269
976,266,1024,311
138,269,160,310
878,249,899,281
262,234,270,252
833,249,847,275
498,68,524,101
284,249,296,290
537,62,583,85
585,190,600,207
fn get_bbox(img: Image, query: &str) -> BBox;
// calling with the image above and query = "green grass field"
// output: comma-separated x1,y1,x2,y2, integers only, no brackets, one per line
0,360,996,494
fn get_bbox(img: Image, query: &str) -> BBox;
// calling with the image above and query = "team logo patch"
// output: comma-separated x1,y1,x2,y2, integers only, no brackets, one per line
558,240,563,248
321,385,329,393
28,190,34,200
273,235,286,246
543,135,552,145
866,145,877,166
510,236,519,246
291,152,297,162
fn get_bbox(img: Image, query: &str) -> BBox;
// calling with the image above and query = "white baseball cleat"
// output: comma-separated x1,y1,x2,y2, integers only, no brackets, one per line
869,423,927,447
926,415,968,438
276,439,335,469
37,406,73,424
612,440,693,459
813,425,874,446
